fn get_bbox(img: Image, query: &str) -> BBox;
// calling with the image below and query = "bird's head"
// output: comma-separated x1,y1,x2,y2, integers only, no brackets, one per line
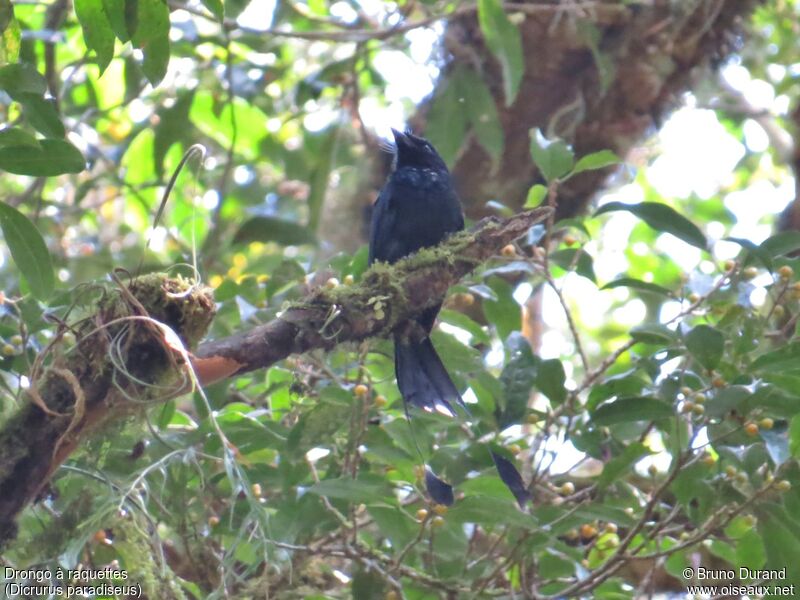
391,129,448,171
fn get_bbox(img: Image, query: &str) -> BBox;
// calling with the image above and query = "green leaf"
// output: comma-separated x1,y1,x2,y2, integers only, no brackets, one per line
448,495,537,530
200,0,224,20
789,415,800,459
591,397,673,425
529,129,574,183
101,0,130,42
232,217,316,247
308,476,393,503
483,276,520,340
570,149,619,176
537,359,566,405
0,139,85,176
524,184,547,208
0,128,40,148
74,0,116,73
498,332,538,427
684,324,724,370
601,277,671,296
477,0,524,105
0,0,20,63
307,126,339,234
425,75,468,167
751,342,800,373
130,0,170,85
550,248,596,282
19,94,65,138
630,323,677,345
0,202,55,299
598,442,649,489
153,90,194,176
595,202,707,250
759,231,800,259
0,63,47,97
460,67,504,166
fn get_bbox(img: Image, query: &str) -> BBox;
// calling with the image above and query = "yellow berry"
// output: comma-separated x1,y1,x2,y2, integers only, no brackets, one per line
778,265,794,280
559,482,575,495
565,528,579,541
775,480,792,492
344,274,355,285
744,423,759,437
431,516,445,528
325,277,340,289
580,524,598,539
759,418,774,430
10,334,22,345
712,377,726,388
413,465,426,480
563,233,577,246
773,305,786,319
501,244,516,257
385,591,399,600
724,465,737,477
526,414,540,424
743,266,759,280
702,454,716,466
681,401,695,413
208,515,220,527
680,531,691,541
688,293,701,303
256,274,270,284
647,464,658,476
416,508,428,521
432,504,448,516
251,483,262,497
693,393,706,404
374,394,387,407
459,292,475,306
1,344,15,357
692,404,705,415
604,522,618,534
724,260,736,271
354,384,369,397
680,386,693,396
735,472,748,484
509,444,522,455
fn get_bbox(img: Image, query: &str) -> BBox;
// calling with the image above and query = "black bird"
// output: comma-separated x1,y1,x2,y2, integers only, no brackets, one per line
369,129,465,416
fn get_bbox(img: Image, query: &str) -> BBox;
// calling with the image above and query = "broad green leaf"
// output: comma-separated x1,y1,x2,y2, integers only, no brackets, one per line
630,323,677,345
460,67,504,166
448,495,537,530
0,128,40,148
789,415,800,458
570,149,619,176
0,0,20,63
537,359,566,405
425,75,468,167
601,277,671,296
0,62,47,97
74,0,116,73
751,342,800,372
483,276,520,340
200,0,224,20
498,332,537,427
19,94,65,138
591,397,673,425
101,0,129,42
684,324,724,370
597,442,650,489
224,0,251,19
438,309,490,344
131,0,170,85
307,126,339,234
0,139,85,176
530,129,574,183
550,248,596,282
524,184,547,208
232,217,316,247
477,0,524,105
759,231,800,258
0,202,55,299
153,90,195,176
308,476,392,503
595,202,707,250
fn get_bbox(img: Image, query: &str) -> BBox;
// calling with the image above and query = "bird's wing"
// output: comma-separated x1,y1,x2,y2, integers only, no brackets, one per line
368,185,402,265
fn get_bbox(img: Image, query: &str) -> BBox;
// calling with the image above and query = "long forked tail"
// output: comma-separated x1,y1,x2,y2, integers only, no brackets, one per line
394,334,464,417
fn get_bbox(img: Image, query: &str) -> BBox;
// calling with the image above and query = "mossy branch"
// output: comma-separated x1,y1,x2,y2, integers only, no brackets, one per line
0,207,551,549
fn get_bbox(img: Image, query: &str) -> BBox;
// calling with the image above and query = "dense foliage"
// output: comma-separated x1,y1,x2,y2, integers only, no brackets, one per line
2,1,800,598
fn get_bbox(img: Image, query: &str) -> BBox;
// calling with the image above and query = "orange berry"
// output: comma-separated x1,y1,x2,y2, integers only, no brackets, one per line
416,508,429,521
744,423,759,437
354,384,369,397
580,524,598,539
501,244,516,257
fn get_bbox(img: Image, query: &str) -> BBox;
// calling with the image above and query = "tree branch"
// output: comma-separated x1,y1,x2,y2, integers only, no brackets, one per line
0,207,552,549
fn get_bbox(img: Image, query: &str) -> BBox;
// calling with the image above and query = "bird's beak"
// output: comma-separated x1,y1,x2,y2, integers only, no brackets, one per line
391,128,409,148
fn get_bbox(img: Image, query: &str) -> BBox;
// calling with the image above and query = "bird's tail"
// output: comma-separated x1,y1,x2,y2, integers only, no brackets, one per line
394,335,464,417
